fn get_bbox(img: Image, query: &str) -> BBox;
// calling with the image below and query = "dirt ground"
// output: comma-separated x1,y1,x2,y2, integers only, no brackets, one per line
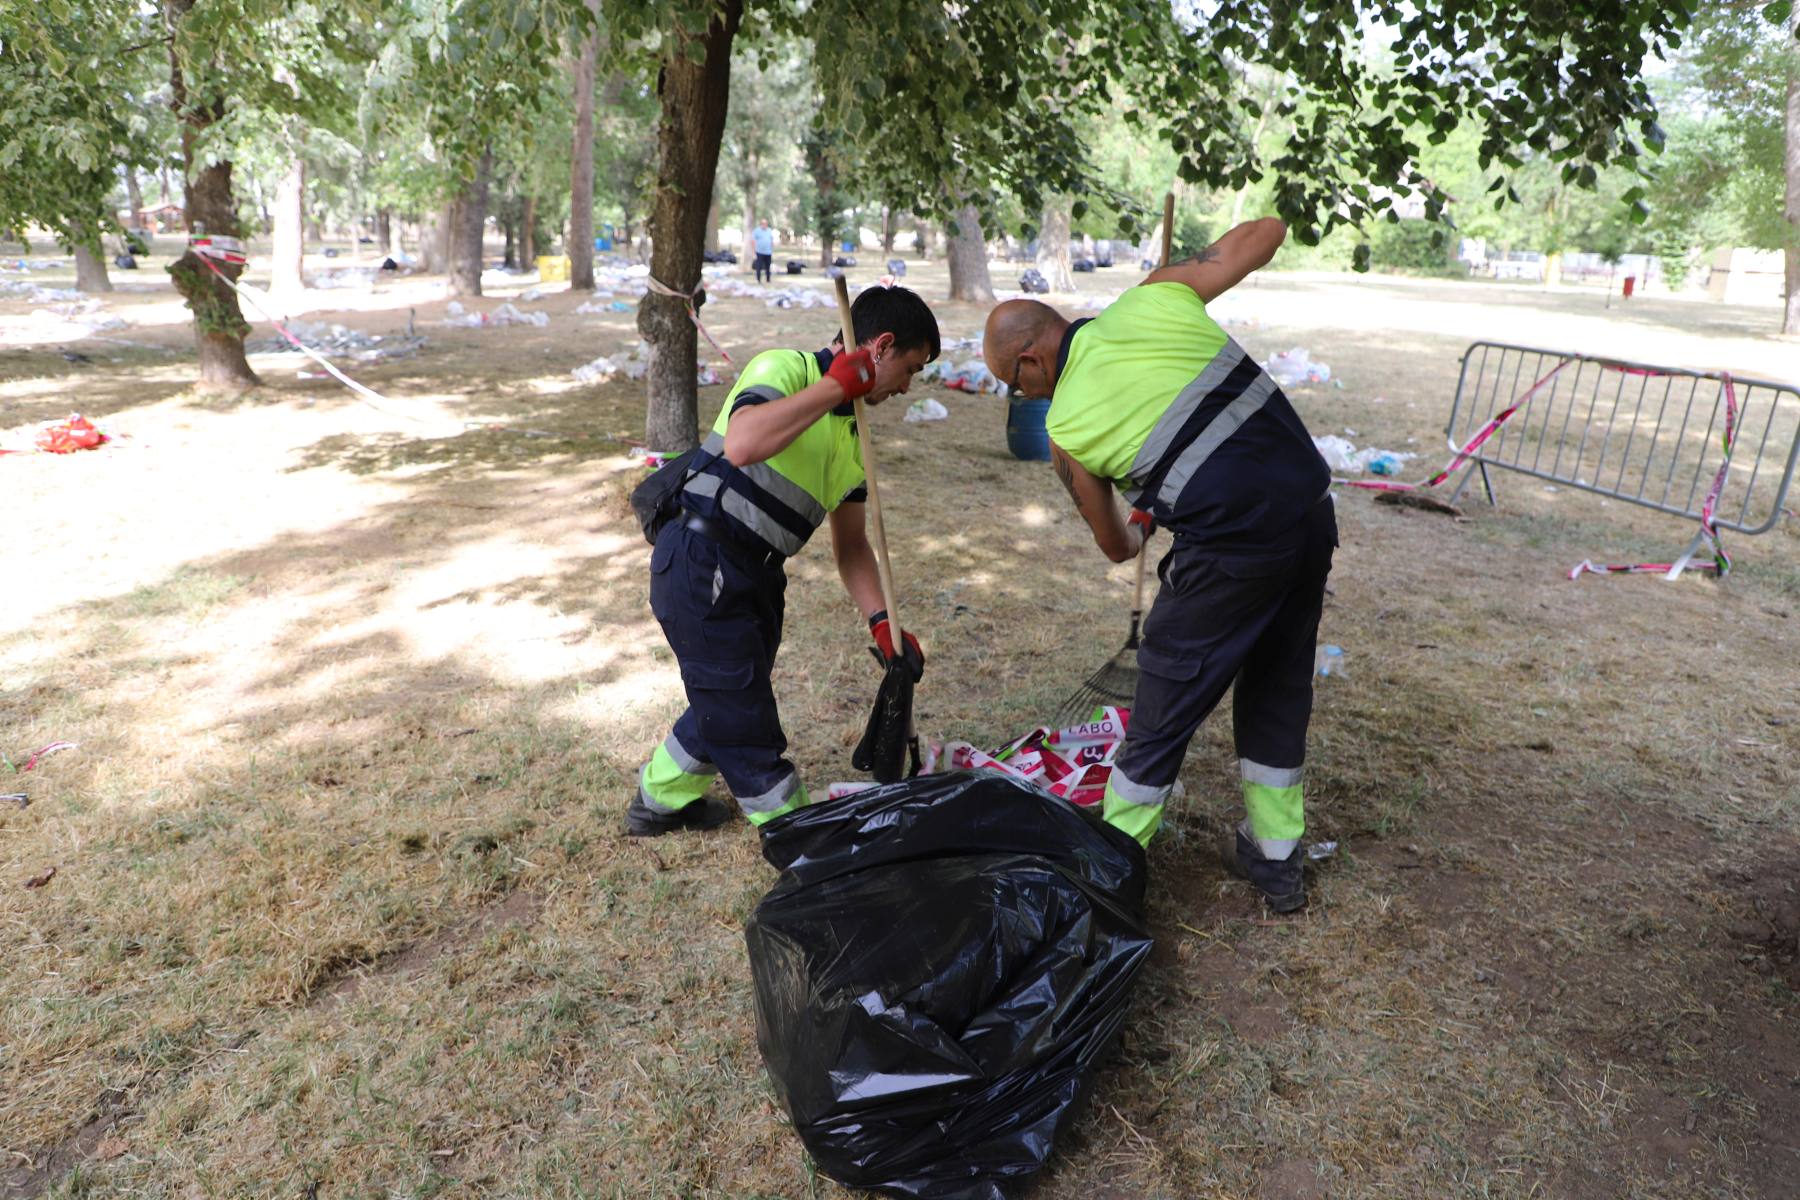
2,238,1798,1200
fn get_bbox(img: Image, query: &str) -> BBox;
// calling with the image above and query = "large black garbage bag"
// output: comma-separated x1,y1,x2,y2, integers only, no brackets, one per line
746,770,1153,1199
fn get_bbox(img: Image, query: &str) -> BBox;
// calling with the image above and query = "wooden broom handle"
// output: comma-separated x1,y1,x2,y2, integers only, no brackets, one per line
1130,191,1176,593
833,276,904,639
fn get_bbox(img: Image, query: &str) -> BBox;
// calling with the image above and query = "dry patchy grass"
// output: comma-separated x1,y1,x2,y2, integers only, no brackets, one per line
2,249,1798,1199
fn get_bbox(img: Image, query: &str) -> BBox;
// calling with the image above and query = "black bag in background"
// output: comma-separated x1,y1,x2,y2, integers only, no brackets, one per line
747,772,1153,1200
628,448,701,546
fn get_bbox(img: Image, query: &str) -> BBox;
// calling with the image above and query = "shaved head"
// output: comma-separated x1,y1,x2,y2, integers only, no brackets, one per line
983,299,1069,394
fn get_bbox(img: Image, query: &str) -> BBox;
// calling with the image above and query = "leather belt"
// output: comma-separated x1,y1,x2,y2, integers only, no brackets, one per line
682,511,784,567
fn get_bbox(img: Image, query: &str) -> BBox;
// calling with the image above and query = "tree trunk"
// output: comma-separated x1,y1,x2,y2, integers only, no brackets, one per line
503,205,517,269
375,209,392,255
124,169,144,229
448,150,491,297
73,234,113,292
569,0,598,291
421,204,451,274
523,194,537,265
739,177,756,260
639,0,742,451
915,218,932,262
705,194,722,254
946,203,994,302
272,153,305,297
164,0,258,391
159,164,173,207
1036,200,1076,292
388,211,405,258
881,206,896,255
1783,31,1798,336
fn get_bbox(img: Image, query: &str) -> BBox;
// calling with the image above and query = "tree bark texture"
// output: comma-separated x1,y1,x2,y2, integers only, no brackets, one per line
569,0,599,290
375,209,392,255
125,170,145,228
1783,31,1798,336
448,149,491,297
1036,200,1076,292
946,203,995,302
705,194,721,254
272,153,305,297
523,194,537,265
915,218,933,261
881,206,896,255
73,236,113,292
422,204,451,274
387,211,405,258
163,0,258,391
639,0,742,452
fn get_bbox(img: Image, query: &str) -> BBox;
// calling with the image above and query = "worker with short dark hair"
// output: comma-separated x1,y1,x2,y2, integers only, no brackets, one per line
983,218,1333,912
630,285,940,837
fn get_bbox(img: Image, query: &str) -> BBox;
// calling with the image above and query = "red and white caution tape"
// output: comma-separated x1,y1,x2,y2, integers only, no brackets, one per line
1570,373,1738,582
646,273,734,368
1333,357,1574,496
19,741,77,772
192,253,427,425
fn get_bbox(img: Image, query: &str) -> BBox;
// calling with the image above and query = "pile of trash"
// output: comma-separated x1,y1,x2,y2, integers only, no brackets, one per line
442,300,548,329
572,342,725,386
1265,347,1332,388
1313,434,1415,477
903,397,948,423
1,278,82,304
574,297,635,313
247,320,427,363
19,298,128,336
306,267,379,290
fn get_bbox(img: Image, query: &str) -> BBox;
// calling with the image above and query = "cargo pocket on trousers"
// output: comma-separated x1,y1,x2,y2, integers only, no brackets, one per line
678,658,777,749
1136,641,1204,683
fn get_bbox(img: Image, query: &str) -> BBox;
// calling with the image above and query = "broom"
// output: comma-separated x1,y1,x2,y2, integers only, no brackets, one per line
833,276,921,782
1052,192,1176,728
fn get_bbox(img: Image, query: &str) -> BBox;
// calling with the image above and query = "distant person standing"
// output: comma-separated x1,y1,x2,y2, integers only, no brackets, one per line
752,219,775,284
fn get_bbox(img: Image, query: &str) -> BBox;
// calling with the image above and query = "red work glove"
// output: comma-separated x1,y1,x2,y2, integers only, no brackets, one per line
1127,507,1156,545
869,610,924,682
826,348,877,401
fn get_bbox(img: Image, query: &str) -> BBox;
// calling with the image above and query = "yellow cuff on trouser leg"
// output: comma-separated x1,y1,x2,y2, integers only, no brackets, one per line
1240,759,1304,858
740,770,808,827
639,736,718,814
1102,767,1173,848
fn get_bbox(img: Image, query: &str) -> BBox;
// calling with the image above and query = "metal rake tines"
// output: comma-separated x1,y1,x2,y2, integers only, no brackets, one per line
1053,659,1138,727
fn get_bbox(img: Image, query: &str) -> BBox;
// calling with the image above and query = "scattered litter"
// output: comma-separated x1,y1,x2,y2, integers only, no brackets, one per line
306,267,377,290
19,740,78,770
575,295,624,313
1312,434,1415,475
517,286,545,302
4,258,62,272
36,416,107,454
24,865,56,889
572,342,727,387
1266,347,1331,388
442,301,549,328
247,320,426,363
297,370,321,379
931,707,1131,809
1315,645,1345,677
607,300,631,311
0,278,81,303
1308,841,1338,861
903,397,948,423
2,792,28,808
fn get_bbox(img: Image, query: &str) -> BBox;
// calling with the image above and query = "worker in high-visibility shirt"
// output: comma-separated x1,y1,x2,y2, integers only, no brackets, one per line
982,218,1334,912
629,285,939,837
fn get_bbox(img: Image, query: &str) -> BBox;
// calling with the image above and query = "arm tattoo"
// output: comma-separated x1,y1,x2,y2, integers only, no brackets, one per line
1054,452,1085,514
1179,242,1222,267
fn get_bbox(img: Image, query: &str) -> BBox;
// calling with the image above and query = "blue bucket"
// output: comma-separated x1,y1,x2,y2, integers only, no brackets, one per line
1006,398,1052,462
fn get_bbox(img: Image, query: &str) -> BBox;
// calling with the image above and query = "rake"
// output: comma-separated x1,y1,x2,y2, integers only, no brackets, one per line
1051,192,1175,728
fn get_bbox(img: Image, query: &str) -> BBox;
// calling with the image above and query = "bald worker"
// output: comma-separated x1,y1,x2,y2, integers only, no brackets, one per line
985,217,1334,913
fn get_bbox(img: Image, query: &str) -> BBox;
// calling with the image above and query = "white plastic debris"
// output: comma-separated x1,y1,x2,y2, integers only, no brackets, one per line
1312,435,1360,473
903,397,949,423
1266,347,1331,388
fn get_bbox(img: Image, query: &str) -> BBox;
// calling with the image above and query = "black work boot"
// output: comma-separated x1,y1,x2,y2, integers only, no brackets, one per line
1227,826,1307,914
625,792,733,838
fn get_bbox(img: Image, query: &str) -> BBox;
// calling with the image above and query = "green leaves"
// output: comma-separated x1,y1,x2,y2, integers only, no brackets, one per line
1759,1,1791,26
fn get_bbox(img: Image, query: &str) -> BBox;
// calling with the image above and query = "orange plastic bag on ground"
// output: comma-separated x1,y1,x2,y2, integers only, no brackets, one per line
36,414,107,454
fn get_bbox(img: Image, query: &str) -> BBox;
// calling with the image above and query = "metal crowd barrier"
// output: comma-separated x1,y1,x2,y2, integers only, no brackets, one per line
1445,342,1800,575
